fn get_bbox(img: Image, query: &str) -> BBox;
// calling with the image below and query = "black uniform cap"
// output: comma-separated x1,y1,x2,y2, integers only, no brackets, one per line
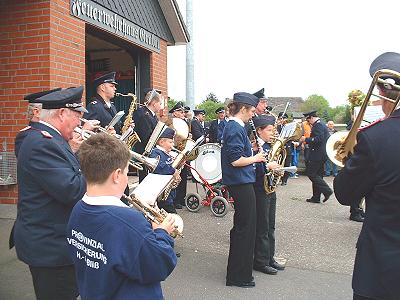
369,52,400,86
232,92,259,107
278,112,289,119
169,101,185,113
184,106,190,112
93,72,118,88
253,88,266,99
303,110,317,119
159,127,176,139
24,88,62,103
36,86,88,113
215,107,225,114
253,115,276,128
193,109,205,116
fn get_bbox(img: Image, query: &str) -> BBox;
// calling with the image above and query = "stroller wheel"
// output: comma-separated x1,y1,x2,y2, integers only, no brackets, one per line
210,196,229,217
185,193,202,212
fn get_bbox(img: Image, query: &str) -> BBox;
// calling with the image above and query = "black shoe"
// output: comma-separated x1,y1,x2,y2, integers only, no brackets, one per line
270,260,285,271
175,252,181,257
306,198,320,203
281,181,287,186
322,191,333,203
226,280,255,288
349,214,364,222
253,265,278,275
174,203,183,209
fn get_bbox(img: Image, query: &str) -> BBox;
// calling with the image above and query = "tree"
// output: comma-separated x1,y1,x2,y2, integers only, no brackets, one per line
301,94,332,121
197,100,223,122
205,92,218,103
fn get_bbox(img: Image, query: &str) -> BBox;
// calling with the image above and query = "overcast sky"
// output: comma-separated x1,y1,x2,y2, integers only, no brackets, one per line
167,0,399,107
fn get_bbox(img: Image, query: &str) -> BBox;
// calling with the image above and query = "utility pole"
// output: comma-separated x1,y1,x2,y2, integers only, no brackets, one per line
186,0,195,108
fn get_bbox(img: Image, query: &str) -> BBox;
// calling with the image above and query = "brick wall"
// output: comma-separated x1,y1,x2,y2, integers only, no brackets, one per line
0,1,169,204
150,39,168,97
0,0,85,204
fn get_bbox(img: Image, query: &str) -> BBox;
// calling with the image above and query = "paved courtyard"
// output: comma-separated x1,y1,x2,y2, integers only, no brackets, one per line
0,174,361,299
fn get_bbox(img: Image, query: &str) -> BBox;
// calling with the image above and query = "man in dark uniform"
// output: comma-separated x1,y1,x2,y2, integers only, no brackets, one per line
133,88,163,182
84,71,122,134
334,52,400,300
10,88,62,250
14,86,88,299
299,110,332,203
191,109,206,142
208,107,226,143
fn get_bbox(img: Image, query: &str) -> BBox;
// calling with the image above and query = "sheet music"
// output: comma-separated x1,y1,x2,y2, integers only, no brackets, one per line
279,122,298,139
132,173,173,207
353,105,385,128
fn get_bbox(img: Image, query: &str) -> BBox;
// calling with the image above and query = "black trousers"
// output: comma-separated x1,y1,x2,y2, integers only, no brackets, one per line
353,293,375,300
350,199,364,215
29,265,78,300
306,160,332,200
226,184,256,283
254,190,276,267
175,166,188,206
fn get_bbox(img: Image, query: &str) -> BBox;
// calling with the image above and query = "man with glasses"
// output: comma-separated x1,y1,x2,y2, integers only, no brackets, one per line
14,87,88,299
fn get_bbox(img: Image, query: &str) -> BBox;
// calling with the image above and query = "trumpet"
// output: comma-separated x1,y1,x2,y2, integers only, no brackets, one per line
121,194,184,238
73,127,159,171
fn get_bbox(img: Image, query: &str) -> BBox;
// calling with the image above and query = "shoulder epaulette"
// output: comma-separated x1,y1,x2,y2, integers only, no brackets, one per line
359,118,384,131
19,126,31,132
40,131,53,138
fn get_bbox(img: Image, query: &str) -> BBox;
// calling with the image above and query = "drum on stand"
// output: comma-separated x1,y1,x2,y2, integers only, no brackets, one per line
190,143,222,184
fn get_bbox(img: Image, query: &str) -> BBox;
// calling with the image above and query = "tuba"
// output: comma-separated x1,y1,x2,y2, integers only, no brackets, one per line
116,92,141,148
326,69,400,167
264,121,302,194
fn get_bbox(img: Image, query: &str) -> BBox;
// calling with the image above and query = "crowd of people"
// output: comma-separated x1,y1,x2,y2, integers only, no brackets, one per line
10,51,400,300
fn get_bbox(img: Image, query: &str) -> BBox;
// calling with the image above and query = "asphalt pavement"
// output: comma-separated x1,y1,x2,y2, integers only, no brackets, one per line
0,175,361,299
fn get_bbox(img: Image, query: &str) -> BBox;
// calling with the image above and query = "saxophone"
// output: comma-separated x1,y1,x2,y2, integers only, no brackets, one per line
159,136,205,202
121,194,183,238
117,92,141,148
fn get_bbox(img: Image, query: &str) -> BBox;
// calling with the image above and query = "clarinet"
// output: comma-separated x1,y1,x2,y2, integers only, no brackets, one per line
248,118,273,188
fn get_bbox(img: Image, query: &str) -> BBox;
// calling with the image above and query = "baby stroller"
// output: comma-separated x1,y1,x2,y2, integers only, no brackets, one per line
184,143,234,217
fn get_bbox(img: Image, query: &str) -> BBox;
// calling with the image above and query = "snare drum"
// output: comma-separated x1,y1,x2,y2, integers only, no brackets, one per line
190,143,222,184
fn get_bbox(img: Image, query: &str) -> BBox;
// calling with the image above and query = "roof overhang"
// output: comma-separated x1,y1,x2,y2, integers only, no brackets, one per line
158,0,190,45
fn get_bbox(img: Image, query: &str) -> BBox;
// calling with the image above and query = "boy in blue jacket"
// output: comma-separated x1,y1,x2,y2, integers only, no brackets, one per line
67,133,177,300
149,127,181,214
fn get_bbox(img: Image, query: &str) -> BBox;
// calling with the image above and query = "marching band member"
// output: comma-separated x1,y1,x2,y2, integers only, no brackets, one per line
84,71,122,134
222,92,266,288
133,88,163,182
208,106,226,144
191,109,206,142
169,101,188,209
334,52,400,300
252,115,284,275
67,133,177,300
14,87,88,299
149,127,180,214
